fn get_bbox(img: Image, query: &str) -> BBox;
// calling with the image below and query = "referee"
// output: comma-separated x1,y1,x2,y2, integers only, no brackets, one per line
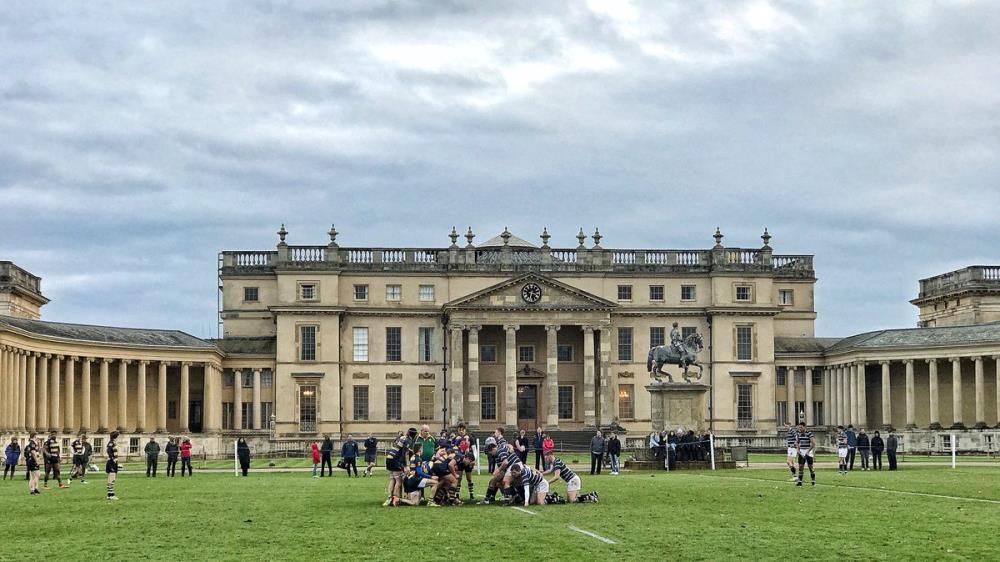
795,422,816,487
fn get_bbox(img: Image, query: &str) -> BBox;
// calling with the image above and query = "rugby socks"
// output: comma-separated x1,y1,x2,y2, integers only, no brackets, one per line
789,466,796,476
107,482,115,498
468,482,475,499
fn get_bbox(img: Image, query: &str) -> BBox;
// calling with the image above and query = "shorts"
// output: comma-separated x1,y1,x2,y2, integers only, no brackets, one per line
385,458,400,472
837,447,848,459
26,459,39,472
431,463,449,478
532,479,549,494
73,455,84,467
403,476,431,494
787,447,797,457
105,460,119,474
566,475,581,493
365,451,376,463
798,450,813,460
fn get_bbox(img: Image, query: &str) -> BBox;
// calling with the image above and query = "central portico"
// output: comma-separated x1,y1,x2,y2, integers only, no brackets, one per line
444,273,615,430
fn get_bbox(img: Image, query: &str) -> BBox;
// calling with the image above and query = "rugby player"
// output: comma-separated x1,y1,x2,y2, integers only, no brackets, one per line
794,422,816,487
25,433,41,495
836,425,849,475
106,430,121,500
509,464,547,506
42,431,66,489
785,423,798,481
383,428,417,507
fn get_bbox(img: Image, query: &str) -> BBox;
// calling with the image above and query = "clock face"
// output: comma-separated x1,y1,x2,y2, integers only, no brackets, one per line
521,282,542,304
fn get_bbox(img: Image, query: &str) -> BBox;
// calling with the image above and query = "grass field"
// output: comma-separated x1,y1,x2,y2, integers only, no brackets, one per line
4,465,999,561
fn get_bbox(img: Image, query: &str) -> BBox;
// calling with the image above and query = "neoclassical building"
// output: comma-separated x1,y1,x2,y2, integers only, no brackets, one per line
1,229,998,453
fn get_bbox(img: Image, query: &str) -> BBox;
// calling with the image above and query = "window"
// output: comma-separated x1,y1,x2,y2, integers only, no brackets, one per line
353,327,369,362
242,403,253,429
92,437,103,451
779,289,794,305
618,384,634,419
518,346,535,363
129,437,140,455
480,345,497,363
243,287,259,302
353,284,368,300
261,402,273,427
811,369,822,386
682,326,697,340
222,402,234,430
241,369,254,388
261,369,274,387
794,371,804,385
481,386,497,421
418,327,434,362
419,386,435,421
681,285,696,301
776,402,787,424
386,284,402,301
299,283,317,301
386,385,402,421
557,345,573,362
813,401,824,426
650,327,665,348
737,384,753,427
776,368,786,386
558,385,574,420
940,434,952,450
736,325,753,361
353,385,369,421
419,284,435,302
649,285,664,301
735,285,752,302
299,325,317,361
299,385,317,432
618,328,633,361
386,327,402,362
168,401,177,419
617,285,632,301
223,371,234,387
794,401,805,423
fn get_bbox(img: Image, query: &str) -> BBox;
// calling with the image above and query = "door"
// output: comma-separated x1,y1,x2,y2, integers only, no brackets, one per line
517,384,538,428
189,401,203,433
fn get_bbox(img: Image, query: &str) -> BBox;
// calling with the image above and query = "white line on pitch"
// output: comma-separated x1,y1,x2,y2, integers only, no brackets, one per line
568,526,617,544
695,474,1000,504
512,506,537,515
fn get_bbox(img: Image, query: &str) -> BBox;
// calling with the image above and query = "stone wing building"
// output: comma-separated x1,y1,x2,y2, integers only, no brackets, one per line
1,227,997,454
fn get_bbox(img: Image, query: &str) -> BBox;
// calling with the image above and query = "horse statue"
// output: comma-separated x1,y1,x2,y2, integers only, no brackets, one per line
647,332,704,383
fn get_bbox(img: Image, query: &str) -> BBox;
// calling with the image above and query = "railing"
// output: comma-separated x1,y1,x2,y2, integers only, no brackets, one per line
613,251,636,264
0,262,42,294
348,249,372,263
725,249,760,265
289,246,325,262
918,265,1000,298
550,250,577,263
233,251,273,267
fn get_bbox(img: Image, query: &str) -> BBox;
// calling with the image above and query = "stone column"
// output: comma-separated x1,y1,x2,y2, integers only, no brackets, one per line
973,356,986,429
449,326,464,427
157,362,168,432
839,365,847,425
179,362,190,433
234,367,244,430
26,354,36,430
822,368,830,426
203,363,221,432
845,364,853,425
785,367,795,424
928,359,941,429
880,360,891,430
857,361,867,428
950,357,964,429
598,327,611,427
18,352,27,431
118,360,130,431
80,358,91,433
136,361,148,433
252,369,262,430
995,356,1000,428
504,325,518,427
904,359,916,429
833,366,841,425
805,366,814,426
545,325,560,428
466,326,481,428
38,354,48,432
0,348,7,430
99,358,110,432
64,357,76,432
583,326,596,428
49,355,61,432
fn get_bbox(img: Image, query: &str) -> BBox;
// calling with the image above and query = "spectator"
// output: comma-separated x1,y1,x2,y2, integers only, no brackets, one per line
416,425,436,463
341,434,359,477
165,437,180,477
3,437,20,480
310,441,321,478
870,431,884,471
845,425,857,470
589,430,605,475
607,433,621,475
542,433,554,468
180,437,193,477
484,433,497,473
533,427,544,470
236,438,251,476
144,437,161,477
857,429,871,471
649,432,661,462
363,434,378,477
886,433,899,471
515,429,529,464
320,435,334,476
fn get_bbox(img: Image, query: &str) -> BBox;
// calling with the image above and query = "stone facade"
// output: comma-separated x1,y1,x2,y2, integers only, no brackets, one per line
912,266,1000,327
0,262,48,320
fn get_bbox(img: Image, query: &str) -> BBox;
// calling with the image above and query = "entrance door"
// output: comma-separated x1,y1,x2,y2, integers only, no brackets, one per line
189,401,203,433
517,385,538,428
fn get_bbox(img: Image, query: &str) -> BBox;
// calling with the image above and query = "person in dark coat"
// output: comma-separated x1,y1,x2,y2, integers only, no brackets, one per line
533,427,544,470
320,436,334,477
870,431,884,471
886,433,899,470
606,433,621,475
341,434,359,477
144,437,161,477
857,430,871,471
363,434,378,477
165,437,180,477
3,437,20,480
515,430,529,464
236,438,251,476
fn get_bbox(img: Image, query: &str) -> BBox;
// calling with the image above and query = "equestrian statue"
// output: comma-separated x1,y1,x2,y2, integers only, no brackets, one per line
647,323,704,383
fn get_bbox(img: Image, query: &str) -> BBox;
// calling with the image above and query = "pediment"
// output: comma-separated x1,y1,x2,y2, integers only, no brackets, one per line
444,274,616,310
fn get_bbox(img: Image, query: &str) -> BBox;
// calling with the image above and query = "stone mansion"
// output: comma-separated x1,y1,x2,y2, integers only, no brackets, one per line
1,226,998,453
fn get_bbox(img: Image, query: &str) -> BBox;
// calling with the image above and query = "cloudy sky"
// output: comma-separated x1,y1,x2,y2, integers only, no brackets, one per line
2,1,998,339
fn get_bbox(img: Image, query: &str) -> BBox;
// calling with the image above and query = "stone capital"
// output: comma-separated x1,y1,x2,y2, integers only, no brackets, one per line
544,324,561,332
181,361,192,367
466,325,482,333
903,359,913,365
879,360,890,366
925,358,936,365
101,357,113,364
950,357,962,364
973,356,983,363
582,325,595,334
854,360,865,367
120,359,132,365
449,324,465,332
139,360,150,366
503,324,520,332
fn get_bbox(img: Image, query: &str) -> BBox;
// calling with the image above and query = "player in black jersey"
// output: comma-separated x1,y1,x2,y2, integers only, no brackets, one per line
25,433,41,495
482,427,509,504
70,434,87,483
795,422,816,487
106,430,121,500
383,428,417,506
509,465,547,506
43,431,66,489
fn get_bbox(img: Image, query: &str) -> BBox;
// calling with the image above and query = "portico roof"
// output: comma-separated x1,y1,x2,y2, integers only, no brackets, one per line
0,314,214,349
443,273,616,311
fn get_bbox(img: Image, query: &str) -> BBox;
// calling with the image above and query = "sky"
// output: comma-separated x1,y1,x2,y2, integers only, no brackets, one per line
2,1,998,339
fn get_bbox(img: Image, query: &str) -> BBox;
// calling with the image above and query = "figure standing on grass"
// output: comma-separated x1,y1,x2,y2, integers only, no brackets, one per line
310,440,321,478
845,425,857,470
836,426,849,475
165,437,179,477
589,430,605,475
607,433,621,475
3,436,20,480
180,437,193,477
320,435,334,477
237,438,251,476
26,434,41,495
341,434,358,477
106,431,121,501
363,434,378,477
857,429,871,471
886,433,899,471
794,422,816,487
145,437,161,477
43,431,66,489
785,424,798,481
870,431,884,471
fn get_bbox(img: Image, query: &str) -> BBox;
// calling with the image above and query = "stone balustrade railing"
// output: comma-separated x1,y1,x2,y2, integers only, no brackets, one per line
0,261,43,295
221,246,814,277
917,265,1000,299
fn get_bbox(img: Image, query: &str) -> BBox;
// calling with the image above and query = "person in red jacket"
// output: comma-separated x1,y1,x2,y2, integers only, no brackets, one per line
180,437,193,477
310,441,321,478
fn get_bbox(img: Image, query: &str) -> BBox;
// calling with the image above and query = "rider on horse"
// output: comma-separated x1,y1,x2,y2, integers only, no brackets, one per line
669,322,683,355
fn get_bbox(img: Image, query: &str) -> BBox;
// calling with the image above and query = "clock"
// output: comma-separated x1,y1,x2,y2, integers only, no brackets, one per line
521,282,542,304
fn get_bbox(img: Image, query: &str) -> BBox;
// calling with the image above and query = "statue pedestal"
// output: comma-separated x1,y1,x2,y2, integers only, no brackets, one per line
646,382,711,433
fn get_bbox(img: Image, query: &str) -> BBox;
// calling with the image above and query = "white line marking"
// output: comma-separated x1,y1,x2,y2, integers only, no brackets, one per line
568,526,617,544
512,506,537,515
695,474,1000,504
